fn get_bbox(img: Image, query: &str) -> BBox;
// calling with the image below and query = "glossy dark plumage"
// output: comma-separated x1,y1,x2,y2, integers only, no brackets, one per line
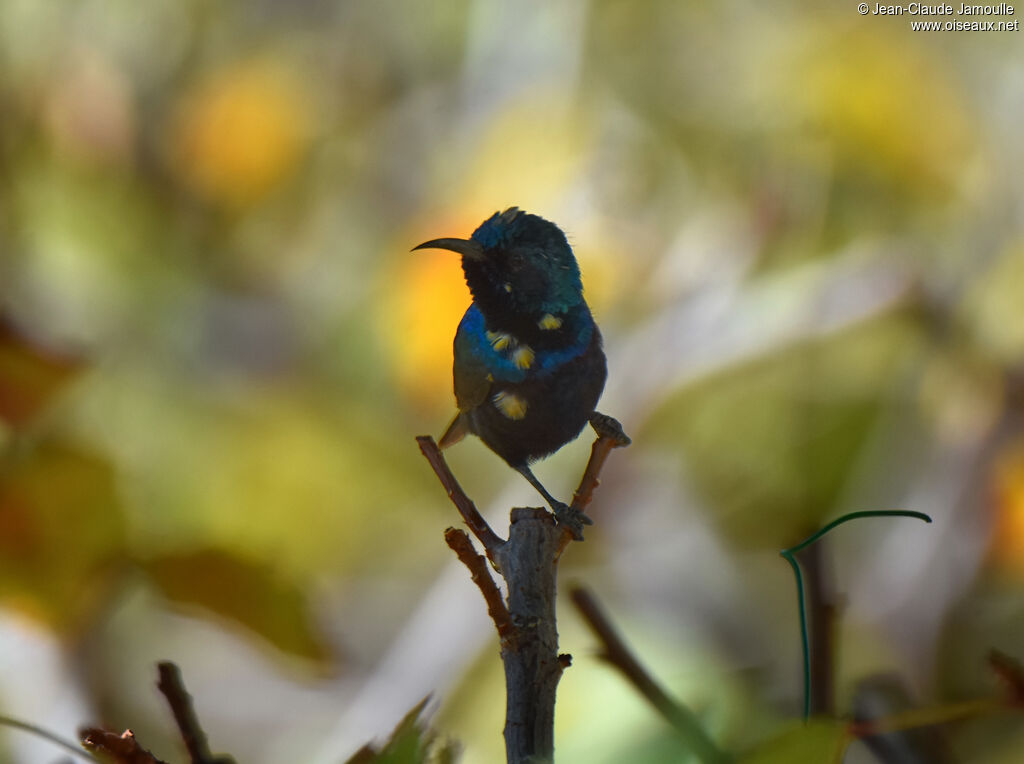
446,301,606,467
414,208,607,531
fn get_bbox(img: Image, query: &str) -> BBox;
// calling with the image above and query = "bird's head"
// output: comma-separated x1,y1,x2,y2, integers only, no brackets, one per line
413,208,584,325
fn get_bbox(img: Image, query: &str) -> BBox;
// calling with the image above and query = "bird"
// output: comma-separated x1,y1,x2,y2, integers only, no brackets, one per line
413,207,607,538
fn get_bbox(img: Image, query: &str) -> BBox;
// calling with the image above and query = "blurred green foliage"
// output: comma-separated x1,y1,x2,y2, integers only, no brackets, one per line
346,698,458,764
0,438,123,633
740,719,848,764
644,316,924,547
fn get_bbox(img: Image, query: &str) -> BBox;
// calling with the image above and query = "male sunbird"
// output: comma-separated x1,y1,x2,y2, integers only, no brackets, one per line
414,207,607,537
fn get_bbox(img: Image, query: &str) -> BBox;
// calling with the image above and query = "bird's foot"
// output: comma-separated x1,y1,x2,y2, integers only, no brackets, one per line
552,500,593,541
589,412,631,447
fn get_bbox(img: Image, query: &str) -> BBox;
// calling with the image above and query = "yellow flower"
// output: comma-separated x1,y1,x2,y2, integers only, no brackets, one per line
992,442,1024,577
379,221,473,409
168,59,310,207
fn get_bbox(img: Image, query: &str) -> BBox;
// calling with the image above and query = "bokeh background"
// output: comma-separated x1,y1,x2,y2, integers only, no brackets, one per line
1,1,1023,762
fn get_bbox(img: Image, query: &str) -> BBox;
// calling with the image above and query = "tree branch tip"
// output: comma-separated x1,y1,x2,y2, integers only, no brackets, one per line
443,525,513,639
589,412,631,447
80,727,166,764
156,660,178,680
444,528,480,558
988,649,1024,704
155,661,234,764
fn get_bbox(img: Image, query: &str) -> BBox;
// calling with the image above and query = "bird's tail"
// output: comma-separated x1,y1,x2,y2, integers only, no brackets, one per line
438,413,469,449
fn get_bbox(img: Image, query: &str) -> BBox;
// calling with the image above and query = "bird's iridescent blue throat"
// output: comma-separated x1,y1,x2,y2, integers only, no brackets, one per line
455,303,596,382
412,207,608,539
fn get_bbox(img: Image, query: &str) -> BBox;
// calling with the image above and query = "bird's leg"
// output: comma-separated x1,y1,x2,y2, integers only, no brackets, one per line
515,464,593,541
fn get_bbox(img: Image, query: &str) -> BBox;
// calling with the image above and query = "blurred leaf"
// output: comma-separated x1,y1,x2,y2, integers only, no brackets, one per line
740,719,848,764
0,318,83,427
935,576,1024,700
961,242,1024,367
13,153,181,342
92,379,439,580
643,316,920,547
143,548,334,666
784,26,974,197
345,697,457,764
917,346,1003,447
0,440,124,632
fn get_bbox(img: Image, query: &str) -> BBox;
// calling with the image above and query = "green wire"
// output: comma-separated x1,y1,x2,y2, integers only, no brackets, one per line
0,715,100,761
779,510,933,719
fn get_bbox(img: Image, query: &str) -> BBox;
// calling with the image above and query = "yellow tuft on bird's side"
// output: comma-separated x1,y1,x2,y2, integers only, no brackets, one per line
493,391,527,420
487,331,513,351
538,314,562,331
512,345,534,370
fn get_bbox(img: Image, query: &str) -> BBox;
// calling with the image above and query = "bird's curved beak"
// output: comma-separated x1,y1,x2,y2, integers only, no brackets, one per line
411,237,486,261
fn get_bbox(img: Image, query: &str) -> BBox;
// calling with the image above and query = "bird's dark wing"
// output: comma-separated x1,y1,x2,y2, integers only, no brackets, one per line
450,304,533,412
437,314,496,451
452,322,494,412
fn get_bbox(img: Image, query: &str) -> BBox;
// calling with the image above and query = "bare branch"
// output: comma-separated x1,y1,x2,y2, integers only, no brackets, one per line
416,435,504,556
444,527,514,644
419,418,631,763
156,662,234,764
989,650,1024,706
556,413,631,554
498,508,564,762
80,728,166,764
798,542,838,716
